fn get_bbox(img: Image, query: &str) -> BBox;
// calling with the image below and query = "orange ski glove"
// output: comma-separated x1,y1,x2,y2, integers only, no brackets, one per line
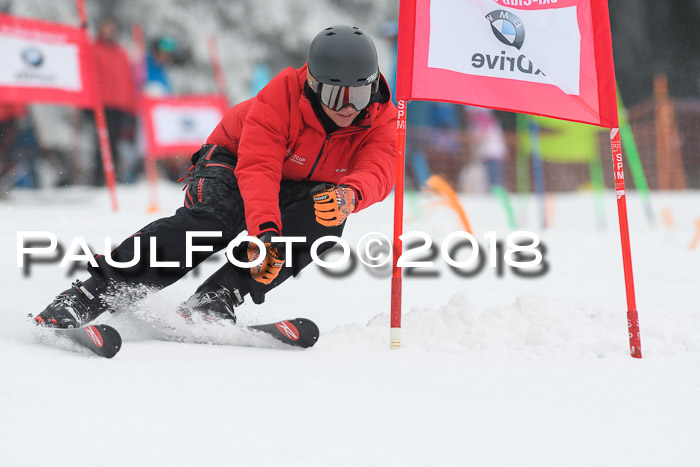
311,183,356,227
247,231,285,285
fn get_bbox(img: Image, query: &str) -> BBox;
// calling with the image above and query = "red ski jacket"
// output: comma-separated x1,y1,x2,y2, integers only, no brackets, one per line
93,40,137,113
207,64,397,236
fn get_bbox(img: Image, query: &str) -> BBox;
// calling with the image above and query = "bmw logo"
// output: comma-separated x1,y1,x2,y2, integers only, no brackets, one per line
181,117,195,131
487,10,525,50
21,47,44,67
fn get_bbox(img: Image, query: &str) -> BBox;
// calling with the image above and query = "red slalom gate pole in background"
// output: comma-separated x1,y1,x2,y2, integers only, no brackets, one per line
610,128,642,358
75,0,87,28
208,35,229,103
76,0,119,211
390,99,407,350
131,23,160,213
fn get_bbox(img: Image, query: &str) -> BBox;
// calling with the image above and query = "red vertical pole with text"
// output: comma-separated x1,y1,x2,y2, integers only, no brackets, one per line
610,128,642,358
391,99,407,349
76,0,118,211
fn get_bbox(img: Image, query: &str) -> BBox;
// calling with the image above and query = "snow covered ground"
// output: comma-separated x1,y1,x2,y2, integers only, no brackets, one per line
1,181,699,467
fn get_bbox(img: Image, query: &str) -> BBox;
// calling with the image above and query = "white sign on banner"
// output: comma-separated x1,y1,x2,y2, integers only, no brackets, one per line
0,35,82,90
428,0,582,95
152,105,223,146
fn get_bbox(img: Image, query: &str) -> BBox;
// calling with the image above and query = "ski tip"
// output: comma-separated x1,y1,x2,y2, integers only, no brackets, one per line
291,318,319,348
269,318,320,348
86,324,122,359
33,322,122,359
251,318,320,349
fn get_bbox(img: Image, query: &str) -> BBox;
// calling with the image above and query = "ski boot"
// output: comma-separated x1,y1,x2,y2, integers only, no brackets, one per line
177,284,243,324
33,280,104,328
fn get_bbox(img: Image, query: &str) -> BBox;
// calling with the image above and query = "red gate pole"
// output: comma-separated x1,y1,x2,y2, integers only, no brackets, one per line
130,23,159,213
391,99,408,349
75,0,87,28
610,128,642,358
76,0,119,211
208,35,229,103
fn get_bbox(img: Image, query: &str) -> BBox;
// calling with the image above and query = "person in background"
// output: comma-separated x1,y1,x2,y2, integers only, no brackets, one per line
144,36,177,96
249,63,272,98
0,103,41,193
422,101,464,188
462,106,508,192
142,35,192,180
91,17,138,185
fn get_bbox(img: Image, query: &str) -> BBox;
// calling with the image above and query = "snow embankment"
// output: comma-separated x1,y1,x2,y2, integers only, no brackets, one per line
323,291,700,359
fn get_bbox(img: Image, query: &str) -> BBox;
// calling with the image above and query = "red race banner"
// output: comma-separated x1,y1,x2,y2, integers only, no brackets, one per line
396,0,618,127
0,13,96,108
393,0,641,358
141,95,229,158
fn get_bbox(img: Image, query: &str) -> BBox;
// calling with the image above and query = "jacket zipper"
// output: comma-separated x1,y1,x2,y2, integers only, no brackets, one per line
304,135,330,180
303,126,370,180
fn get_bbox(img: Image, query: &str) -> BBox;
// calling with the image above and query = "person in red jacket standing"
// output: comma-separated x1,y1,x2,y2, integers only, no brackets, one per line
35,25,397,328
90,18,138,185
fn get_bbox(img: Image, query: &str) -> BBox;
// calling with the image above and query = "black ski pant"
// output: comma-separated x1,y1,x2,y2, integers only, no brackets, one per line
84,144,345,307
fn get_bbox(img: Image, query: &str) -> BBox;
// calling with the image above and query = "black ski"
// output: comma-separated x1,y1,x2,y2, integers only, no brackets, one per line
248,318,319,348
34,318,315,355
46,325,122,359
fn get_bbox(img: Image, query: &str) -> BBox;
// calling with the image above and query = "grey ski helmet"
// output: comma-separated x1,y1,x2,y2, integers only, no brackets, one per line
307,25,380,111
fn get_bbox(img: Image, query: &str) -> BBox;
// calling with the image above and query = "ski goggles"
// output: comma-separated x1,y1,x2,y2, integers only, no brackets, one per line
307,70,379,112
